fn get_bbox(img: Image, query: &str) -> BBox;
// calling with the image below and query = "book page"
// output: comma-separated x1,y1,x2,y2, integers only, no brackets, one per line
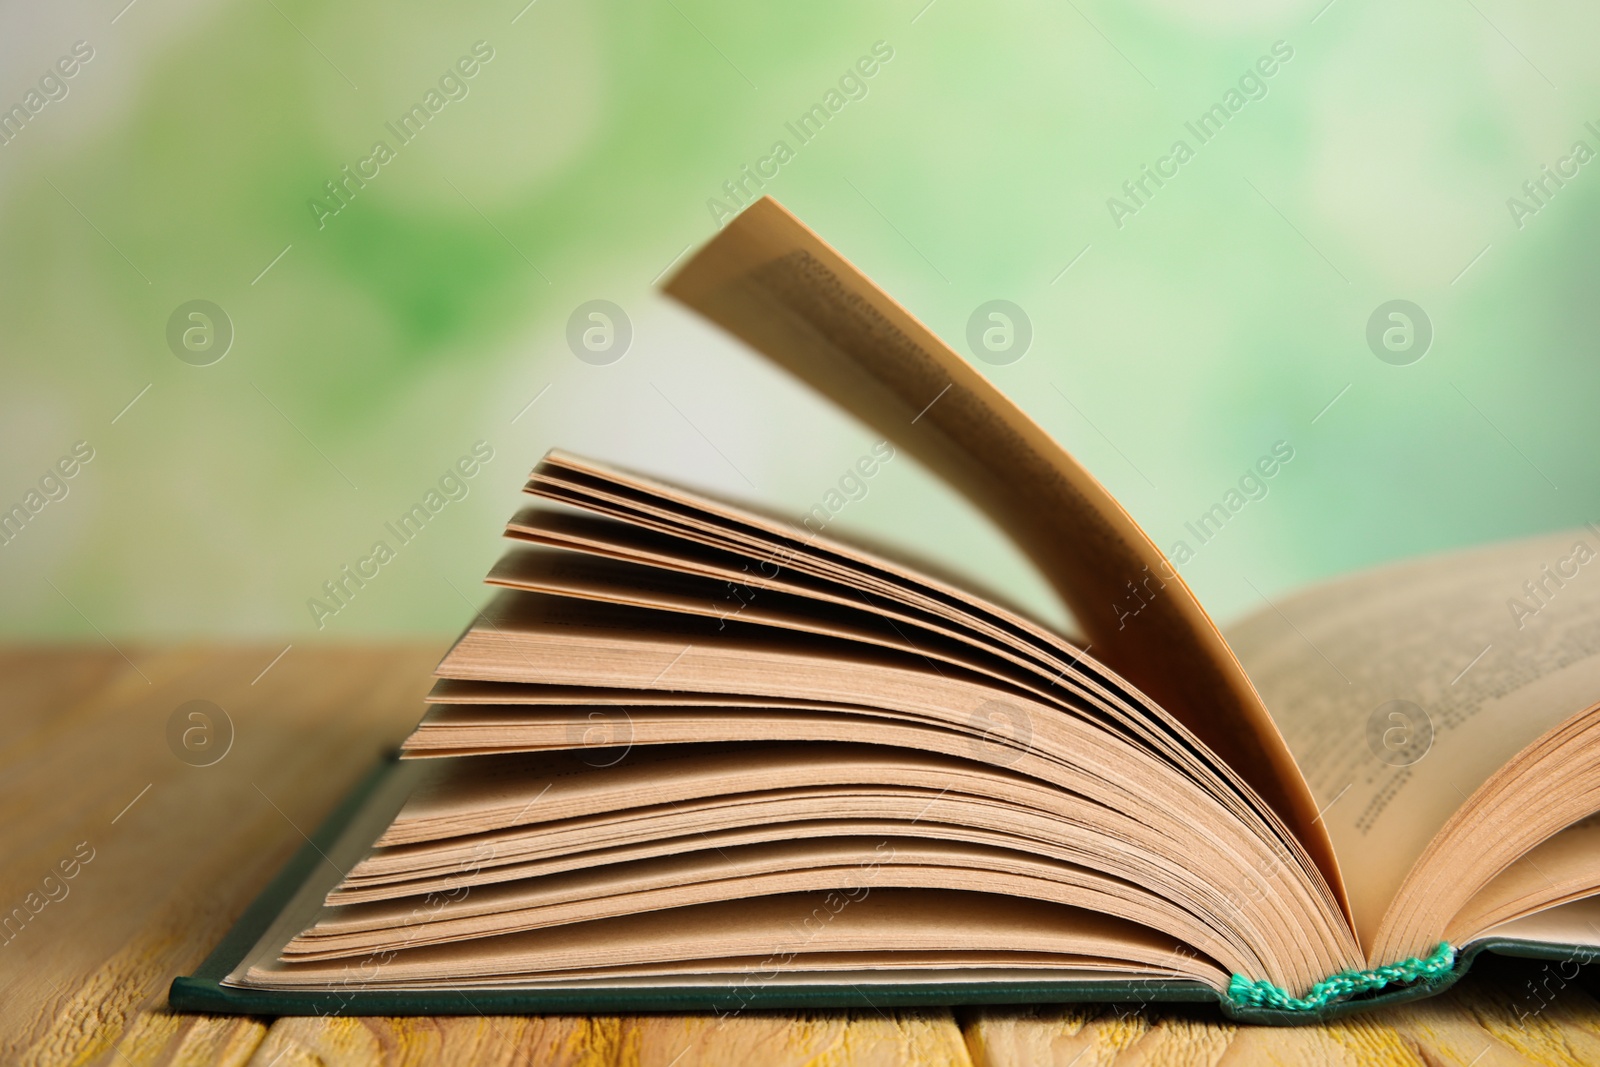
287,837,1220,965
239,888,1226,990
1448,816,1600,940
1226,528,1600,950
1476,894,1600,951
663,197,1339,908
380,742,1052,846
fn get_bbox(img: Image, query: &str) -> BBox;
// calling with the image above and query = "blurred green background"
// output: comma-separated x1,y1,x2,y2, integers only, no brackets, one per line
1,0,1595,641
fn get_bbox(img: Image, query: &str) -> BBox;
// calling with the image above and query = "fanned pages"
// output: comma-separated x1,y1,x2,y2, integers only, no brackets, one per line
195,199,1600,1023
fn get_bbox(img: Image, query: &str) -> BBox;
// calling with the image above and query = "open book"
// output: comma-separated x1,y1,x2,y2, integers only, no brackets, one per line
172,199,1600,1022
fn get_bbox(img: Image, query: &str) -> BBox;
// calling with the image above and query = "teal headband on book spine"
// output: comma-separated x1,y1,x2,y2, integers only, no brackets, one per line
1227,943,1457,1013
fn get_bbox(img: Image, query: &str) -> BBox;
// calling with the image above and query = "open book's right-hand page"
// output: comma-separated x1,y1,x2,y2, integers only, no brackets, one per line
1227,529,1600,963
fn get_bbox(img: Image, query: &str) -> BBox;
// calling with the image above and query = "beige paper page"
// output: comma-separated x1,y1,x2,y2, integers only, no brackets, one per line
1448,815,1600,939
1227,528,1600,950
663,196,1341,910
1477,894,1600,950
245,888,1210,987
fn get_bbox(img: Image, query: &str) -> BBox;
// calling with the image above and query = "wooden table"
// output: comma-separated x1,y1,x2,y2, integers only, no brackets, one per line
4,645,1599,1065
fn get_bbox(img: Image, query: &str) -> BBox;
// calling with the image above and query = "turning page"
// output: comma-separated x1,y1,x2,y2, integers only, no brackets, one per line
664,197,1342,905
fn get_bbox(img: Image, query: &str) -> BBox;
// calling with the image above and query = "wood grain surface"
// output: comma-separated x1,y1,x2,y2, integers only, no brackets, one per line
2,645,1597,1066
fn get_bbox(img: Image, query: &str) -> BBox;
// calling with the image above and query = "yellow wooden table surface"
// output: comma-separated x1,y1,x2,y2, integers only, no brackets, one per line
4,644,1600,1066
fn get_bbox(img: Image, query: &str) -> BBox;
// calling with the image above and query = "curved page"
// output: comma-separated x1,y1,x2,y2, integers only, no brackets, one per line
663,196,1340,909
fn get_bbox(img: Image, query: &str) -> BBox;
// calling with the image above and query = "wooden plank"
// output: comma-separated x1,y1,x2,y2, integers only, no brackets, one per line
250,1012,974,1066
